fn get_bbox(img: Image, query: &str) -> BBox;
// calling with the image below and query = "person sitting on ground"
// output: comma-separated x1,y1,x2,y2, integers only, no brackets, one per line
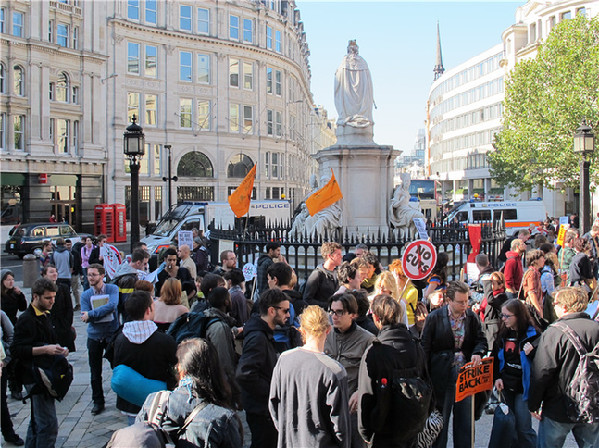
153,278,189,333
137,339,243,447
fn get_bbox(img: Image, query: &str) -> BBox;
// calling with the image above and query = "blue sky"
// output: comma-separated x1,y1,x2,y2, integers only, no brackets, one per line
296,1,521,155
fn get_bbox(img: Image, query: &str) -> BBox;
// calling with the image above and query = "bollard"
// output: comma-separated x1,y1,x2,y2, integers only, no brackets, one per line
23,254,39,288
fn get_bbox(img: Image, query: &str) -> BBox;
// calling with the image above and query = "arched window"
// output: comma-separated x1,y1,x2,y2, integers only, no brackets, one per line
227,154,254,178
56,72,69,102
177,151,213,177
0,63,5,94
13,66,23,96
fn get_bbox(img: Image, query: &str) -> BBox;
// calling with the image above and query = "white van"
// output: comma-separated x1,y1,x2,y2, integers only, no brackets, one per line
446,200,546,236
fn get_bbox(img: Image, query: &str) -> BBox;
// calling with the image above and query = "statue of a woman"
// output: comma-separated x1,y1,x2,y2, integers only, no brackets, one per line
389,173,424,234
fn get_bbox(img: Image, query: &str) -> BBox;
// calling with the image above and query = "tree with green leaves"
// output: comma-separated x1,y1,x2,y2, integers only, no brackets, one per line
488,15,599,193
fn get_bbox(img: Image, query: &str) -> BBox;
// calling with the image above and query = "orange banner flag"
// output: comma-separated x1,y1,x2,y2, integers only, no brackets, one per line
305,170,343,216
228,165,256,218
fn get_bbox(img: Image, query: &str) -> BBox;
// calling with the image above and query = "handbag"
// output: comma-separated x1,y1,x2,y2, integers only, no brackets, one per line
416,409,443,448
488,390,517,448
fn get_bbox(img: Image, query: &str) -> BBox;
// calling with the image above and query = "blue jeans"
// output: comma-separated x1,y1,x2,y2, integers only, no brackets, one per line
433,366,472,448
87,337,108,405
538,416,599,448
503,390,536,448
24,384,58,448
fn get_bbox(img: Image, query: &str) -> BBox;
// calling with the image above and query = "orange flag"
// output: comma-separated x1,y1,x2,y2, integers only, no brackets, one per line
305,170,343,216
228,165,256,218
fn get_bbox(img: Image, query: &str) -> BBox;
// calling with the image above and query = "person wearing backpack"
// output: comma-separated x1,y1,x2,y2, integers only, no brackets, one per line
357,294,431,447
11,278,70,448
529,287,599,448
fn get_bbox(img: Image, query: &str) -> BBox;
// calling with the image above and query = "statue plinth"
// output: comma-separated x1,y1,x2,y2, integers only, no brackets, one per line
335,123,375,146
314,144,401,233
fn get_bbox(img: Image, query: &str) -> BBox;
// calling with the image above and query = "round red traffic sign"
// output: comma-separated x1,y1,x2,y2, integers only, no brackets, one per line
401,240,438,281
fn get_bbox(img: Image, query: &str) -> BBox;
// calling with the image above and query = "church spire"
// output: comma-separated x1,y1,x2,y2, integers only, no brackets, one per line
433,21,444,81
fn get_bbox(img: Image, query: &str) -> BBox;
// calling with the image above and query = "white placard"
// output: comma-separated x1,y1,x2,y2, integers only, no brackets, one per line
178,230,193,250
413,218,429,240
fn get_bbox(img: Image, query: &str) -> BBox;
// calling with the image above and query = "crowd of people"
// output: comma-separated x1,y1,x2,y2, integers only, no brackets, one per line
1,218,598,448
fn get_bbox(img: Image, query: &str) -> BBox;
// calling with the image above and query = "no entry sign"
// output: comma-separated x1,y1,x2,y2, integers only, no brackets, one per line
402,240,437,280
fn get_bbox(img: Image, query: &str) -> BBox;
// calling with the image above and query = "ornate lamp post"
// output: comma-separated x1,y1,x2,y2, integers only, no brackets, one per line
573,119,595,236
162,144,178,211
123,115,145,252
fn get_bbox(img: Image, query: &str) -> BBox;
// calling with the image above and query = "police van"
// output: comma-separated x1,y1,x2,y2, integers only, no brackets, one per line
446,199,547,236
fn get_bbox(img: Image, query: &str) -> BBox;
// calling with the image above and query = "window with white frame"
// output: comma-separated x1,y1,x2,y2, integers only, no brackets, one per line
0,113,5,149
275,111,282,137
197,7,209,34
243,105,253,134
0,8,5,34
12,12,23,37
57,119,69,153
275,70,281,96
153,145,161,175
73,120,79,153
128,92,140,123
197,100,210,131
145,94,156,126
13,66,24,96
56,72,69,102
197,54,209,83
48,20,54,42
229,104,239,132
49,118,54,145
128,42,140,74
0,63,4,93
72,86,79,104
266,26,272,50
229,58,239,87
266,67,273,94
73,26,79,49
145,45,157,78
180,98,192,128
57,23,69,47
267,109,273,136
243,62,253,90
14,115,24,150
229,15,239,40
145,0,157,24
243,18,253,43
180,5,192,31
128,0,139,20
180,51,192,81
275,30,281,53
271,152,279,178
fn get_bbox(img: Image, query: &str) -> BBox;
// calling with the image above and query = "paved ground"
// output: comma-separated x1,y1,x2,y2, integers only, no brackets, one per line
4,280,578,448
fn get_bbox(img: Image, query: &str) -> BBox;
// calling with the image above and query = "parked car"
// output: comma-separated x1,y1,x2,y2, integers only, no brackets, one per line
4,222,91,258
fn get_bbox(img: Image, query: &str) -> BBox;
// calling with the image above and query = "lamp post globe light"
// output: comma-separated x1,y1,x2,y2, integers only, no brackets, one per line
124,114,145,252
573,119,595,236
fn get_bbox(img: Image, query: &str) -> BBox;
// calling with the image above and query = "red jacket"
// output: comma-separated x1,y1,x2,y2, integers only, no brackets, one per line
504,250,523,291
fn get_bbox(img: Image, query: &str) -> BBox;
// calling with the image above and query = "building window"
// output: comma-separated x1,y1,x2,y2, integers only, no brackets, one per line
275,30,282,53
72,86,79,104
180,5,192,31
127,0,139,20
227,154,254,178
229,58,239,87
145,0,157,24
266,26,272,50
13,66,24,96
56,72,69,102
128,42,140,74
180,51,192,82
0,8,4,34
275,111,282,137
180,98,192,128
243,105,253,134
561,11,571,20
12,12,23,37
13,115,24,150
0,113,5,149
275,70,282,96
530,23,536,43
177,151,213,177
229,104,239,132
128,92,140,123
266,67,273,94
577,7,586,16
177,186,214,202
197,100,210,131
154,186,162,219
243,18,253,43
197,7,209,34
48,20,54,42
229,15,239,40
267,109,273,136
243,62,253,90
271,152,279,179
145,94,156,126
73,26,79,49
49,118,54,145
57,23,68,47
145,45,157,78
0,63,4,93
197,54,209,83
73,120,79,153
57,119,69,153
153,145,161,175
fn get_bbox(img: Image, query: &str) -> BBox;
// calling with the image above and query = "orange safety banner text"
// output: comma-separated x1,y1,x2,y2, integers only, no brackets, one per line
455,357,493,402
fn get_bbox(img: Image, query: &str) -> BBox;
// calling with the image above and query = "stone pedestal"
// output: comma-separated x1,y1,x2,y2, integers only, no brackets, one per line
314,144,401,233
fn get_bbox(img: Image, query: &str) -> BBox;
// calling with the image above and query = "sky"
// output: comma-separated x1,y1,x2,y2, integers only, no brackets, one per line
296,1,521,155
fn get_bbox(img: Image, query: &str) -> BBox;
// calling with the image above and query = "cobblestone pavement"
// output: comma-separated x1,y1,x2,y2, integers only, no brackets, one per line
4,282,577,447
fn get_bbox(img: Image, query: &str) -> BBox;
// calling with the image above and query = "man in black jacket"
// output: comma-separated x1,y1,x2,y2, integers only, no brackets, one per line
236,289,289,448
529,287,599,448
303,242,342,308
11,278,69,448
256,242,286,296
421,280,487,448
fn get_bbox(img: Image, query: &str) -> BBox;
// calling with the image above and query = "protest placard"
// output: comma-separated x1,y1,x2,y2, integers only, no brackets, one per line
178,230,193,250
455,357,493,402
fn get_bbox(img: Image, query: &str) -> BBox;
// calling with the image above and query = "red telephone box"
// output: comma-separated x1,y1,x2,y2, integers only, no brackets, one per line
94,204,115,242
112,204,127,243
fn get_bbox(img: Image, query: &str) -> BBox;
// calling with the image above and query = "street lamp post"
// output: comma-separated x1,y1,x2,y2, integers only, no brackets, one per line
123,115,145,252
573,119,595,236
162,144,178,211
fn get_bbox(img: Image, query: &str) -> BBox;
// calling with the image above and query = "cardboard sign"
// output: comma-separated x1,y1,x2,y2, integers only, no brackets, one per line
556,224,569,247
455,357,494,402
413,218,429,240
178,230,193,250
402,240,437,280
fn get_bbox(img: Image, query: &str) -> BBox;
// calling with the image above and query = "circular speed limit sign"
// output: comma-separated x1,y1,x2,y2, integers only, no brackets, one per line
401,240,438,281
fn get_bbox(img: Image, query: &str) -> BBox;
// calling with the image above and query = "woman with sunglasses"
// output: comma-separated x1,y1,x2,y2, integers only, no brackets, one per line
492,299,541,448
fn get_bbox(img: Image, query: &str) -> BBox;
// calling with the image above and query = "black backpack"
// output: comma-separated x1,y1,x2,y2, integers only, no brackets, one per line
167,311,220,344
28,354,73,401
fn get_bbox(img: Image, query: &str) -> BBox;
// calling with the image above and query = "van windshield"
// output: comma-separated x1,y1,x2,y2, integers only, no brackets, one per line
153,219,179,236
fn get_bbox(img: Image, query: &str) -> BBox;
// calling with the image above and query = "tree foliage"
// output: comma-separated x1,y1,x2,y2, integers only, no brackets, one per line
488,15,599,192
